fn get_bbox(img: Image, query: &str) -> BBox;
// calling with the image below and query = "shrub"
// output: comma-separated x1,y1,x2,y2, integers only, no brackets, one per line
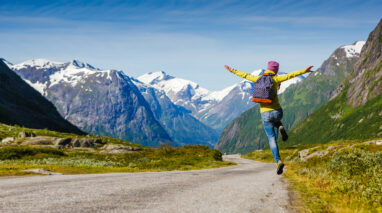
327,148,382,207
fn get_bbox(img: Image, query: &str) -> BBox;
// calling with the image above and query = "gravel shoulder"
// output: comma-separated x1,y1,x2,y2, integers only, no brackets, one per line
0,155,290,213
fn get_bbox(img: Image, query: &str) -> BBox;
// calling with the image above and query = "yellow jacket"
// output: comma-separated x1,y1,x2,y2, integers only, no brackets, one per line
229,68,308,113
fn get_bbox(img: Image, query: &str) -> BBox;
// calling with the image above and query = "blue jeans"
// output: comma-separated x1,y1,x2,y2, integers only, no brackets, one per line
261,109,283,163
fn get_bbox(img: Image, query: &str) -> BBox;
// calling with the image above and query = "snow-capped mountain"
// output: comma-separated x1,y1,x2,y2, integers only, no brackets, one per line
132,78,219,146
11,59,172,147
138,71,211,113
321,41,365,77
138,69,305,133
340,41,365,58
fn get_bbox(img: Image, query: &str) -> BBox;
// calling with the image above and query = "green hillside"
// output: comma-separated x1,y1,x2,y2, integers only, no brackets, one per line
215,43,359,154
287,19,382,145
287,68,382,145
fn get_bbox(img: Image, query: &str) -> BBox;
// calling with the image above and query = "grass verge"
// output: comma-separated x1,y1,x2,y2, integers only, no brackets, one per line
243,140,382,212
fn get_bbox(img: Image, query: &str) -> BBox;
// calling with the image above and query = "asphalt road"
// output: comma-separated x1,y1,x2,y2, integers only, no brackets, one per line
0,155,290,213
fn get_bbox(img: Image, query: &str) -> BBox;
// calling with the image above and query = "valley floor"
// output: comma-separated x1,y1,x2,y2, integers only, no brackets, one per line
0,155,290,213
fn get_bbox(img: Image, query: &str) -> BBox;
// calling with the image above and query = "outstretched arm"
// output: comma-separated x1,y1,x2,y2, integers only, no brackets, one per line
276,66,314,83
224,65,259,82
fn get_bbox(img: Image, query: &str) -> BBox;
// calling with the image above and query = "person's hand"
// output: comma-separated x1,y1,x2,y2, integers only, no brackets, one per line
224,65,233,72
305,65,314,72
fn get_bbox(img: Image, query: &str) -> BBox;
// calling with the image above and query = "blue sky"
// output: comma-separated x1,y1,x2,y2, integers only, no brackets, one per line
1,0,381,90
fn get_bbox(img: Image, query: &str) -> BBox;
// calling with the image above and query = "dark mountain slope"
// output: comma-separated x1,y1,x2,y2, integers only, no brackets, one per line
0,60,84,134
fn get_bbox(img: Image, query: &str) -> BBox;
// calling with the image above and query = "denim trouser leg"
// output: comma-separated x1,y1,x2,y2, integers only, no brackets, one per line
261,109,283,163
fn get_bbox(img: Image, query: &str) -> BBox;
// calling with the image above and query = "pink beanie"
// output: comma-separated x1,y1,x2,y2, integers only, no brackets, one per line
267,61,279,73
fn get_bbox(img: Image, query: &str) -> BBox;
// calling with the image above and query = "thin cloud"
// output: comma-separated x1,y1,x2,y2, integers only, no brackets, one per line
239,16,376,26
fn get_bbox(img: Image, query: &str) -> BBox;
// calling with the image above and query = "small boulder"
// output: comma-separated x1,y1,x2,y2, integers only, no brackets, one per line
299,148,311,161
18,132,36,138
23,168,62,175
1,137,15,144
100,144,141,154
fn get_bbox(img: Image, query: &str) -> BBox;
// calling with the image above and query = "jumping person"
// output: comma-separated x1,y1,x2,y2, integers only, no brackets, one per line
225,61,313,175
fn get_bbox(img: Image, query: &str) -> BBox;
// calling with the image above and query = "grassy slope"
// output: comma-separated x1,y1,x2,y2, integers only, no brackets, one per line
243,140,382,212
0,123,233,176
286,87,382,146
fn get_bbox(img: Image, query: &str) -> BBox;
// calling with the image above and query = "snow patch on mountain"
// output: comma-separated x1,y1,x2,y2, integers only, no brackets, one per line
12,58,62,69
23,79,47,95
341,41,366,58
138,71,209,96
11,59,115,89
204,84,237,102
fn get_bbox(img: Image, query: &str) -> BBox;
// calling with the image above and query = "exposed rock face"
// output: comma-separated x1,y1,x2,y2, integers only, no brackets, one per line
215,41,364,154
0,60,84,135
333,19,382,107
21,136,56,145
298,146,339,162
11,60,172,147
100,144,142,154
53,137,103,148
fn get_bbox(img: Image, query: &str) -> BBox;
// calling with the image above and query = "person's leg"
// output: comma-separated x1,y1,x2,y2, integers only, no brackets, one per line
261,112,281,163
274,109,288,141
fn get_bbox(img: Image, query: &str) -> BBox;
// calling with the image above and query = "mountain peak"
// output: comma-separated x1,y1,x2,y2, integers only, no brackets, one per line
0,58,13,67
69,59,96,70
341,41,366,58
14,58,62,69
138,71,174,84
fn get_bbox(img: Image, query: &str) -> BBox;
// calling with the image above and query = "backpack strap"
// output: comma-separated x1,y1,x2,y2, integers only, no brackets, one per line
262,73,276,76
